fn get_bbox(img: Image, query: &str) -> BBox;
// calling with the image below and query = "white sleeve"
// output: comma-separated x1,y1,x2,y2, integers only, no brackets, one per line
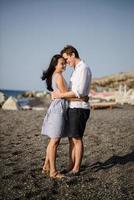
72,67,91,98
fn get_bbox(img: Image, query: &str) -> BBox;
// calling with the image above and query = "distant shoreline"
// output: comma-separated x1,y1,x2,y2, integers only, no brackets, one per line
0,89,27,97
0,89,45,98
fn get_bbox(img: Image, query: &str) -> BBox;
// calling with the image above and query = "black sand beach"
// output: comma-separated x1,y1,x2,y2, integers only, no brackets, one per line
0,105,134,200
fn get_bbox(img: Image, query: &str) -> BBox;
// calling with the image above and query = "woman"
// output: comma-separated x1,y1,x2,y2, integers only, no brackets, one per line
41,54,89,178
41,54,68,179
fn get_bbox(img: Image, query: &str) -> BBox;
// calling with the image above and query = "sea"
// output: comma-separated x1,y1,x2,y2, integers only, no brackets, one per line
0,89,27,97
0,89,30,106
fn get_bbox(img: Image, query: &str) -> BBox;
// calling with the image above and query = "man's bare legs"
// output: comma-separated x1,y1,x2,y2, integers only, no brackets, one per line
69,137,84,173
68,138,75,170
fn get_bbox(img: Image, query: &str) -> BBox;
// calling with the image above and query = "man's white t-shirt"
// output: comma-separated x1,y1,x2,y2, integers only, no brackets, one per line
69,60,92,109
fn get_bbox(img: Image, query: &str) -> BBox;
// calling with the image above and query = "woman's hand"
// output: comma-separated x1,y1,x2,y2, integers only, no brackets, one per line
51,91,61,100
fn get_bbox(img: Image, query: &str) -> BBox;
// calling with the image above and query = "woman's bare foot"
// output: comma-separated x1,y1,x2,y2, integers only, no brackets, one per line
42,163,50,174
50,171,65,179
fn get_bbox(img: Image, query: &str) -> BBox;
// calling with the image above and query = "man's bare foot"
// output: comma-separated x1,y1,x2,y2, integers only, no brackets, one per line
59,168,72,174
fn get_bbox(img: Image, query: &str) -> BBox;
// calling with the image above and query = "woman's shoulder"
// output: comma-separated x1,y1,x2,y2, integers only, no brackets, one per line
53,72,68,91
53,72,63,77
52,73,64,88
53,72,64,80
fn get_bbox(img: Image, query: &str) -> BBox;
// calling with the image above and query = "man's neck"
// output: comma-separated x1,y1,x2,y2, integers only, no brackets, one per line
74,58,81,68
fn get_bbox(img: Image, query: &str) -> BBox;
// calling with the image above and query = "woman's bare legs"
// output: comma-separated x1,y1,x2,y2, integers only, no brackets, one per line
42,140,50,172
48,138,60,176
43,138,64,178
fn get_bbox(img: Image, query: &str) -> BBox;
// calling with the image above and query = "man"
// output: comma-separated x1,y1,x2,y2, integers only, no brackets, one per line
52,45,92,175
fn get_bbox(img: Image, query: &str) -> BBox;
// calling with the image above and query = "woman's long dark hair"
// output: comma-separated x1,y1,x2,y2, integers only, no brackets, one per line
41,54,63,91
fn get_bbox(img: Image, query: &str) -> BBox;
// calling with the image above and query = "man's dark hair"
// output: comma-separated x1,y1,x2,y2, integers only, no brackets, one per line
60,45,79,58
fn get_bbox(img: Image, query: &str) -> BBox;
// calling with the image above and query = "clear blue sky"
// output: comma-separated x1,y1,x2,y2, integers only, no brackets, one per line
0,0,134,91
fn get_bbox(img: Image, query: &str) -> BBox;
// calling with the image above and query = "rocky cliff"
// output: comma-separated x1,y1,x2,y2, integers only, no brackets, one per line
91,72,134,91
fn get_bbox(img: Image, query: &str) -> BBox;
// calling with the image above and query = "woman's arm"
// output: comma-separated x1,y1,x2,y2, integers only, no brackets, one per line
55,73,68,93
53,73,89,102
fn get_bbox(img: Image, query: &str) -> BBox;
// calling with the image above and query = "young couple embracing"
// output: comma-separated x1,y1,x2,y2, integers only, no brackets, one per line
41,45,92,179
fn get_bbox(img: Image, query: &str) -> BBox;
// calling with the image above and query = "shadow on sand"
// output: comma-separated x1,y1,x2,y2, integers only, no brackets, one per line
89,151,134,172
